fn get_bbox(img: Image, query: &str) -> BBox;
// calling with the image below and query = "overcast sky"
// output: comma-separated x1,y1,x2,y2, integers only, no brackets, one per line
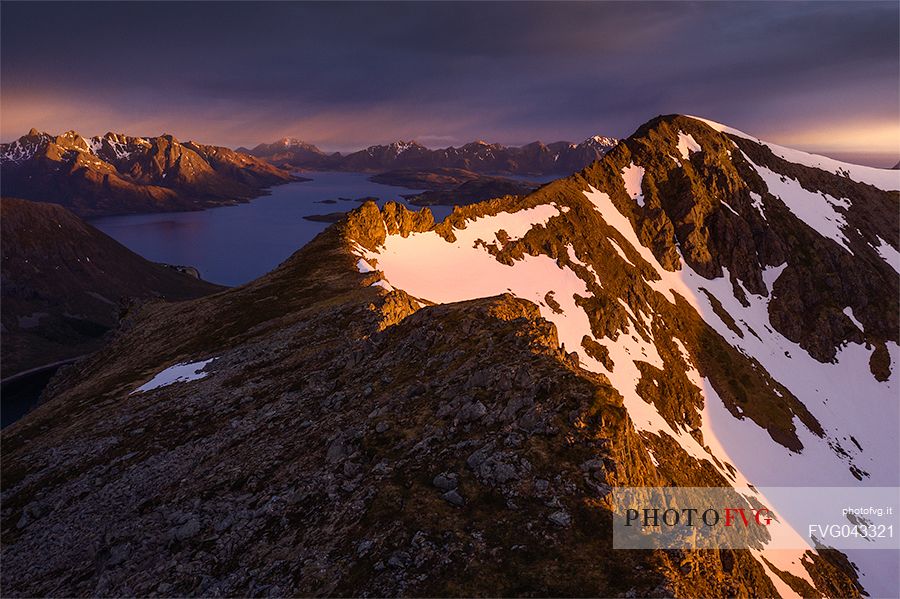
2,1,897,164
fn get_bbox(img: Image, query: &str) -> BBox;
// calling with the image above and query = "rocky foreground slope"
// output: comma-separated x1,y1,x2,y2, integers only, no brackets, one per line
0,198,224,378
2,116,897,597
0,130,298,217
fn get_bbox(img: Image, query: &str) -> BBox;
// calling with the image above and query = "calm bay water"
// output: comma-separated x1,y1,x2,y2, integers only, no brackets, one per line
91,172,453,287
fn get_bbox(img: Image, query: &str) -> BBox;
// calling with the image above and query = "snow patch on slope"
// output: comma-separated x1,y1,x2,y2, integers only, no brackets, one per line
608,238,636,267
371,280,394,291
361,204,591,361
131,358,217,394
747,155,854,254
676,131,701,160
621,163,646,207
761,262,787,295
749,191,767,221
843,307,864,333
873,236,900,273
356,258,375,273
720,200,740,216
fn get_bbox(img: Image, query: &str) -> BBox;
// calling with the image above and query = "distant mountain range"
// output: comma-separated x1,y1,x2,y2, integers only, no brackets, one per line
0,130,299,217
0,130,613,217
0,198,223,379
238,135,618,175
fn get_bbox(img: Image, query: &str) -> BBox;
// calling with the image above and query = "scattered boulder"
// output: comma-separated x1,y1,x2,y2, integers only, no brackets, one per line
455,401,487,424
441,490,465,507
432,472,459,491
174,518,201,541
548,510,572,528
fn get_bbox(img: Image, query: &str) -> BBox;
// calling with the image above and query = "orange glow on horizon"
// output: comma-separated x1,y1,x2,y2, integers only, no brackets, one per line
2,92,898,161
773,118,900,154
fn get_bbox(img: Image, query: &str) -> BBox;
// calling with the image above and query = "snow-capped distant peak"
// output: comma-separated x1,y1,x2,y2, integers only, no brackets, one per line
278,137,311,148
89,137,104,154
388,140,422,155
0,129,94,162
585,134,617,146
1,138,41,162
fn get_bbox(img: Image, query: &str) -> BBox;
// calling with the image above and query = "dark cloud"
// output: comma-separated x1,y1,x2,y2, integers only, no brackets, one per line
2,1,897,161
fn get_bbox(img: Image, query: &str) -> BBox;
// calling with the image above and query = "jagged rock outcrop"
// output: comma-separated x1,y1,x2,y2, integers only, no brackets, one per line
0,130,299,217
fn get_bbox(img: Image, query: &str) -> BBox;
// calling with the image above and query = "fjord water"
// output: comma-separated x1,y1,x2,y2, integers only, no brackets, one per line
91,172,452,287
1,365,62,428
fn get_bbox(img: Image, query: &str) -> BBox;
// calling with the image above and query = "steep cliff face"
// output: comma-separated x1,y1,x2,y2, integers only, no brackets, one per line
2,116,896,597
0,130,298,217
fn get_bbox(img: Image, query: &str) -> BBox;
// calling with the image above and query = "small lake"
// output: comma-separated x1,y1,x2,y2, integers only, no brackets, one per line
91,172,455,287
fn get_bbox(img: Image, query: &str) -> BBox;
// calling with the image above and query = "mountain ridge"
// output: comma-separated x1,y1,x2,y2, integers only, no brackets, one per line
2,115,897,596
239,135,618,176
0,130,300,217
